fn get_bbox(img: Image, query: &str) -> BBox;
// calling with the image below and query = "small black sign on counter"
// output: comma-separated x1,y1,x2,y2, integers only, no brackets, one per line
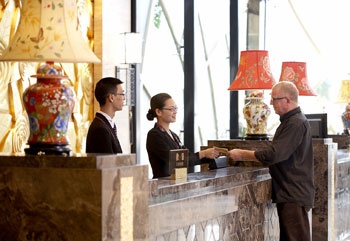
169,149,189,180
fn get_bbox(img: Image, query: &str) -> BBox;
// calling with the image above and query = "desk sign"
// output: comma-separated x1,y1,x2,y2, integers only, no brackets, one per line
169,149,189,180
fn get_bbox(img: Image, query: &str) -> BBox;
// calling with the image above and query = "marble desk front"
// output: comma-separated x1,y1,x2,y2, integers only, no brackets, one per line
148,166,279,241
0,152,279,241
0,153,149,241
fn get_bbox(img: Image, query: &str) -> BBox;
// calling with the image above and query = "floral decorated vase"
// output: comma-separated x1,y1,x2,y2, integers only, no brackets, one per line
243,91,270,139
22,63,75,154
341,103,350,134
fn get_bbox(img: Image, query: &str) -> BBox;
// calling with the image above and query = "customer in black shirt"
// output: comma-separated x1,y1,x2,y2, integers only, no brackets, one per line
227,81,314,241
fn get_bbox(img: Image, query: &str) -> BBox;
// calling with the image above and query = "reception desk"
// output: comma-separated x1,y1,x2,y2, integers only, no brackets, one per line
1,136,349,240
0,153,277,241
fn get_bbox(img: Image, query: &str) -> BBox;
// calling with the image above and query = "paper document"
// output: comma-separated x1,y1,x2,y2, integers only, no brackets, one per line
214,147,228,156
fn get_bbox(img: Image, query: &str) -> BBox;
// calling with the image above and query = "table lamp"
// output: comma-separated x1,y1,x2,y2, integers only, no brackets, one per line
228,50,276,140
279,62,316,96
0,0,100,155
337,79,350,134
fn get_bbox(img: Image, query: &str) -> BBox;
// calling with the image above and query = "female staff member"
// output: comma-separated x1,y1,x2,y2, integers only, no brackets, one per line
146,93,219,178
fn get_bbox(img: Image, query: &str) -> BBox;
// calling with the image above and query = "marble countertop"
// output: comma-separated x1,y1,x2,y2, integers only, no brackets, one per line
149,166,270,205
0,153,136,169
337,149,350,163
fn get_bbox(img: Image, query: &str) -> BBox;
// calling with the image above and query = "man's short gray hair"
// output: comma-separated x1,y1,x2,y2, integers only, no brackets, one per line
273,81,299,102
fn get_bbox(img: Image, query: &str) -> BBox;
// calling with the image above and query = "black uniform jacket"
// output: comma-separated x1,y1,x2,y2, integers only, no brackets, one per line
146,123,213,178
86,112,122,154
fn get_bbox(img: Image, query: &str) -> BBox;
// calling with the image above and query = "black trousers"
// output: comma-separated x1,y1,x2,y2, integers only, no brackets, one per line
276,203,311,241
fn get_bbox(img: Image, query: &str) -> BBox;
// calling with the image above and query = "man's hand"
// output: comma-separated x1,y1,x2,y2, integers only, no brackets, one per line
227,149,258,162
227,149,243,161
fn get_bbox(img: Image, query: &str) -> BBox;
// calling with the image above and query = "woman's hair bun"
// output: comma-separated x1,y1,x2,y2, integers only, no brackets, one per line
146,109,156,121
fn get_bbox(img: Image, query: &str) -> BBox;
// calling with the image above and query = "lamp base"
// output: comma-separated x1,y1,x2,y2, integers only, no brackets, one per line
341,103,350,135
24,144,71,155
243,93,270,139
245,134,269,140
23,62,75,156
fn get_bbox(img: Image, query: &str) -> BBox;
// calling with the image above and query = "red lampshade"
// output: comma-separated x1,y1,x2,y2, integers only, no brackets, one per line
228,50,276,90
279,62,316,96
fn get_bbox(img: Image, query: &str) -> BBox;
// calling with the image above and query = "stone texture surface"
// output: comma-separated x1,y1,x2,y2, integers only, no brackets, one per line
329,134,350,150
312,138,350,241
0,154,149,241
335,150,350,240
149,166,279,241
312,139,334,241
208,138,350,241
0,152,277,241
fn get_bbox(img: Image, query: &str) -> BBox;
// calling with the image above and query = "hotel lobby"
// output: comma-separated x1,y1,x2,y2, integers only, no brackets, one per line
0,0,350,240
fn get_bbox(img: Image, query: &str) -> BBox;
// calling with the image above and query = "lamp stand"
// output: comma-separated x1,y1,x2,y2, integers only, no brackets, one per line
341,103,350,135
245,134,269,140
243,94,270,140
23,63,75,155
24,144,72,155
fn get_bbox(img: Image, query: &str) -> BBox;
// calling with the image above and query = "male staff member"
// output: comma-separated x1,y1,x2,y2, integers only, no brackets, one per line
86,77,125,154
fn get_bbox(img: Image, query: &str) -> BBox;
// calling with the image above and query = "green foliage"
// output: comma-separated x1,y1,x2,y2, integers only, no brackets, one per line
153,1,162,28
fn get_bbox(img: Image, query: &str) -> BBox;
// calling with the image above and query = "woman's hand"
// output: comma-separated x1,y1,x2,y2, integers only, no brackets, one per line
200,148,219,159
